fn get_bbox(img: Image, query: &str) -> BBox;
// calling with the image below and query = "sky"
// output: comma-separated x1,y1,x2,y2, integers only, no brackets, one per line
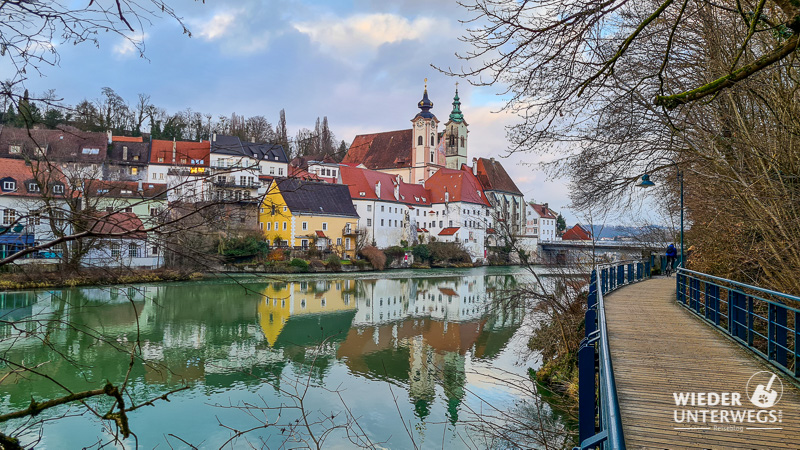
8,0,584,223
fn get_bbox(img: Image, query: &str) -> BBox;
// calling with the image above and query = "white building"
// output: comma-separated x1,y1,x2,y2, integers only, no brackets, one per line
209,133,289,200
528,202,559,242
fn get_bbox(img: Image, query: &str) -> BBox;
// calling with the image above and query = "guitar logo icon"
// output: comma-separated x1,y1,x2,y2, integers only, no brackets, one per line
747,372,783,408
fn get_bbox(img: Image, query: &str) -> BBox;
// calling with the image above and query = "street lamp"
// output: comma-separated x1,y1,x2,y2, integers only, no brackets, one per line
637,170,684,268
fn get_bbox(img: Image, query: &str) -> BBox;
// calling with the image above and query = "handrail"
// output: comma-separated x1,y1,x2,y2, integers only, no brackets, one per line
577,259,650,449
676,268,800,381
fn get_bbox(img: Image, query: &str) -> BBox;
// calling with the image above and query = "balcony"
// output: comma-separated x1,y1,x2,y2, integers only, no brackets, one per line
342,225,364,236
211,179,261,189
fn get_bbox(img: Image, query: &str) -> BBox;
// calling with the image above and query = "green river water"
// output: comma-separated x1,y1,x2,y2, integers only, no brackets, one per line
0,266,565,448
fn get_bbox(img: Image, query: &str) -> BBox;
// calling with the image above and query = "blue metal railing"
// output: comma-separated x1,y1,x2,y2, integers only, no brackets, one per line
578,259,650,449
676,268,800,381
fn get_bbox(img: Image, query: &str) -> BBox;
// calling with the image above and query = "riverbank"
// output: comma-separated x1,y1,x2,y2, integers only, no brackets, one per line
0,268,204,291
0,261,506,291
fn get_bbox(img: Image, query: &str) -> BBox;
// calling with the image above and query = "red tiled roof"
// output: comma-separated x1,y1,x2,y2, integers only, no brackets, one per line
89,212,146,239
438,227,460,236
112,136,144,143
474,158,522,195
85,180,167,199
342,129,413,169
487,228,497,234
426,167,491,206
315,230,327,238
0,158,69,197
287,166,322,181
150,140,210,166
339,165,434,206
562,224,592,240
529,203,557,220
438,287,458,297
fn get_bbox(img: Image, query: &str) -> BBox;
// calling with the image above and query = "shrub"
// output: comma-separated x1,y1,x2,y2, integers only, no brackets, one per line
412,244,431,263
325,254,342,271
268,249,286,262
384,246,406,265
428,242,471,265
360,246,387,270
352,259,370,269
289,258,310,272
400,240,408,248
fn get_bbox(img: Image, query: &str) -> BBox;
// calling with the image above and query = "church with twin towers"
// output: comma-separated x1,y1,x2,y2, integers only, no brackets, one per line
342,81,470,184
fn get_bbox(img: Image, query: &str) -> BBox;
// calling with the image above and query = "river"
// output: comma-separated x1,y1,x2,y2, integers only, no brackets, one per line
0,266,568,448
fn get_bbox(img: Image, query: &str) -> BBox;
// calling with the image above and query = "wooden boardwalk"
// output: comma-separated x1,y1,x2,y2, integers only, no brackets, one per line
605,277,800,449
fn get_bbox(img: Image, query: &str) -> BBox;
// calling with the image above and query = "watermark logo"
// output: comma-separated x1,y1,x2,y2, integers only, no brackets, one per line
747,371,783,409
672,371,784,432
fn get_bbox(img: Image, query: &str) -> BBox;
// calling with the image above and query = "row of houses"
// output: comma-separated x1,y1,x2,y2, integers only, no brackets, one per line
0,88,564,266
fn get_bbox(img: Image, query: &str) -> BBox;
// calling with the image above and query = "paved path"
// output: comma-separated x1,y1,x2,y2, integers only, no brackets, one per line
605,277,800,449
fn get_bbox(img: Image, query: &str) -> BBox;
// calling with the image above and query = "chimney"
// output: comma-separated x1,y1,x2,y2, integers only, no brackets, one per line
375,181,381,197
106,130,112,144
137,179,143,192
472,157,477,176
543,203,548,212
490,157,495,163
251,137,255,143
212,131,217,142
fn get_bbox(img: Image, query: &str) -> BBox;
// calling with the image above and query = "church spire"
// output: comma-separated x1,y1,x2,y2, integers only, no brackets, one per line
415,78,435,119
449,84,464,123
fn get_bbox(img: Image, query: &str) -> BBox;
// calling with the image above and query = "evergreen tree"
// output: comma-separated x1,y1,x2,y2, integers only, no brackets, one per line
556,213,567,234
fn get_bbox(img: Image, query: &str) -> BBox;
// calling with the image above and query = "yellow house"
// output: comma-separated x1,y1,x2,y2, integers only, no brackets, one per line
259,178,359,258
258,280,357,347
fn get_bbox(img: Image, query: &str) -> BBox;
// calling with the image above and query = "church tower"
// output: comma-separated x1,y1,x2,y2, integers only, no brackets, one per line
411,80,439,183
444,86,468,170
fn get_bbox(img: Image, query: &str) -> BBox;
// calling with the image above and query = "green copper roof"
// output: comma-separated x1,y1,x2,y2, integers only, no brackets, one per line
449,89,464,123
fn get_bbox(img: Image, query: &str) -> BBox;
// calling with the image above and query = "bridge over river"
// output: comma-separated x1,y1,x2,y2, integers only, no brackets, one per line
578,262,800,449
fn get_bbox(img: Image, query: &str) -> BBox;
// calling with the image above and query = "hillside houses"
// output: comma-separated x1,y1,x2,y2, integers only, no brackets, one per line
0,87,563,267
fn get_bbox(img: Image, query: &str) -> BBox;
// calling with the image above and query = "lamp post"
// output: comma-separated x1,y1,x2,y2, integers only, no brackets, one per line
637,169,684,267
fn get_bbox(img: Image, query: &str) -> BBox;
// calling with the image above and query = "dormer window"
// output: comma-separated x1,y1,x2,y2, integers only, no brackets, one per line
158,157,164,163
2,180,16,191
52,184,64,194
9,145,21,154
28,182,40,192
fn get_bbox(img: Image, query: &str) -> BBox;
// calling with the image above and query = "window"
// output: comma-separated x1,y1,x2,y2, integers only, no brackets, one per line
131,167,139,175
275,222,279,230
367,218,372,226
417,136,423,146
3,181,16,191
3,209,16,225
380,205,384,212
28,211,41,226
283,222,287,230
129,243,139,258
9,145,21,154
283,206,287,212
133,155,139,161
260,222,264,230
111,243,120,258
301,239,309,249
336,238,342,246
302,222,308,230
322,222,327,231
52,184,64,194
270,167,275,175
180,158,187,164
28,182,40,192
152,246,158,255
439,220,443,228
266,222,271,231
381,219,384,226
150,208,159,216
430,151,434,163
449,220,453,227
158,157,164,163
430,134,434,146
367,204,372,212
278,167,284,175
460,137,465,147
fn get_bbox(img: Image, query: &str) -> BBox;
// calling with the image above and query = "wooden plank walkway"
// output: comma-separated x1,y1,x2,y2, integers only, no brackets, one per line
605,277,800,449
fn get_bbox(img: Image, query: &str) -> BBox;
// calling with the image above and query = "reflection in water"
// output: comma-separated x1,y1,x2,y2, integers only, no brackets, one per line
0,268,528,447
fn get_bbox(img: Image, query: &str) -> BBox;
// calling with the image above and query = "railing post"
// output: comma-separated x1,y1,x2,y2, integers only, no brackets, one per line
769,304,787,368
637,262,643,281
578,339,597,445
747,296,754,346
617,265,624,287
705,283,720,325
627,263,634,284
795,311,800,378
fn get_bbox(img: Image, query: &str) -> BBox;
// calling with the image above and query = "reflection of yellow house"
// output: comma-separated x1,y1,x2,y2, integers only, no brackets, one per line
258,281,356,346
258,179,359,258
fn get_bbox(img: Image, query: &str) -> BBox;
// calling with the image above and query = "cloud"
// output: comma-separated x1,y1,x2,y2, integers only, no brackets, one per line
195,11,238,41
113,33,148,57
293,13,447,58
